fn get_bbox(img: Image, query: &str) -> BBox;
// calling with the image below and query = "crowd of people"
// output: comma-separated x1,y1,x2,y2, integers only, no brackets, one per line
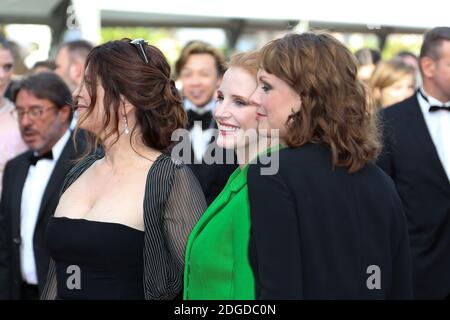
0,26,448,300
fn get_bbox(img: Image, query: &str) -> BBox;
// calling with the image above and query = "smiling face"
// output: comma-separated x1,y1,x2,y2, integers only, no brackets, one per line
214,67,259,150
179,53,221,107
250,69,301,141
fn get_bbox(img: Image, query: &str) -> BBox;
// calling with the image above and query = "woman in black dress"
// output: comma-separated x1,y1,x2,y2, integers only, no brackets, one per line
247,32,413,299
41,39,206,300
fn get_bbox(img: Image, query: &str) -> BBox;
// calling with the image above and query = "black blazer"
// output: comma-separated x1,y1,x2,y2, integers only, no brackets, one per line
376,94,450,299
187,147,237,205
247,144,413,299
185,116,237,205
0,136,78,299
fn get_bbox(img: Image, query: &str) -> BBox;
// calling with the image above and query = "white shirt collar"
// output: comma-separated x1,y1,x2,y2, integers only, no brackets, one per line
418,87,450,113
184,98,216,115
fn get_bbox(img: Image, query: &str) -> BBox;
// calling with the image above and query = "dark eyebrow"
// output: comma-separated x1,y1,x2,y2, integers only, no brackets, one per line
29,104,45,109
15,104,45,110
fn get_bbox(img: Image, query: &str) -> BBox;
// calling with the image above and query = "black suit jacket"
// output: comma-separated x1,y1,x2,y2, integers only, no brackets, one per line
185,114,237,205
247,144,413,299
0,135,79,299
376,94,450,299
187,147,237,205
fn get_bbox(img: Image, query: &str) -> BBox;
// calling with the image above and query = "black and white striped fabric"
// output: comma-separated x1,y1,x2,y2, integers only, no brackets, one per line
41,153,206,300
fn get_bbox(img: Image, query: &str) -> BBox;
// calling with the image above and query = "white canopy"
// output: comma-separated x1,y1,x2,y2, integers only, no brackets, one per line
1,0,449,46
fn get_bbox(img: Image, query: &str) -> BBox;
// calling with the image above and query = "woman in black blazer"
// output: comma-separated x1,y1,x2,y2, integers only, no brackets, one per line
247,32,413,299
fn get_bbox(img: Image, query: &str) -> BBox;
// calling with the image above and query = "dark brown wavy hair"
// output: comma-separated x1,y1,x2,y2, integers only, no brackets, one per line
259,32,381,173
74,38,186,158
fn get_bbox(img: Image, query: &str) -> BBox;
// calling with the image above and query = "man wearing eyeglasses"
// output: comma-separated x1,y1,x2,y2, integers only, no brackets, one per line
0,72,78,299
0,37,28,198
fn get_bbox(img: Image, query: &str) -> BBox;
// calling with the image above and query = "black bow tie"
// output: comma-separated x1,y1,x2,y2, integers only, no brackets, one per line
29,150,53,166
187,109,213,130
429,105,450,112
418,89,450,112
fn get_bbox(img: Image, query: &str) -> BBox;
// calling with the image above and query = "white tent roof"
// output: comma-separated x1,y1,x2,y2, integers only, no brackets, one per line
99,0,449,29
1,0,448,29
1,0,449,45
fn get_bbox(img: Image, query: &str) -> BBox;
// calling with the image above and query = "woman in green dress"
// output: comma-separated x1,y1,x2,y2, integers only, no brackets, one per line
183,51,270,299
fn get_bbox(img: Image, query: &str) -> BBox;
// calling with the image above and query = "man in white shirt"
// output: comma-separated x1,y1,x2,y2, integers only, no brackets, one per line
377,27,450,299
0,72,76,299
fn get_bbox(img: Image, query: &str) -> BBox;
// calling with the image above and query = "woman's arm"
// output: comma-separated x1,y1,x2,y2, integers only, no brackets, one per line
163,165,206,269
247,164,304,299
143,158,206,300
40,260,57,300
387,182,413,299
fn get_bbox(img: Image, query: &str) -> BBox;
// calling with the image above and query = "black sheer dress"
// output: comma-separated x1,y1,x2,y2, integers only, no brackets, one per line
41,153,206,300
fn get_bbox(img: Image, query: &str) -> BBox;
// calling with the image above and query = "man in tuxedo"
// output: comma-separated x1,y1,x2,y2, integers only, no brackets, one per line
377,27,450,299
175,41,237,204
0,72,76,299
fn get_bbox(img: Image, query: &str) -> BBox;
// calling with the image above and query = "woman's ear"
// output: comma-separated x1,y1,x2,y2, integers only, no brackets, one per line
119,96,134,116
292,92,302,113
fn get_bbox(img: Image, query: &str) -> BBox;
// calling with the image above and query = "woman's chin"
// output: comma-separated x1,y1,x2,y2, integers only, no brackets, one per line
216,135,237,150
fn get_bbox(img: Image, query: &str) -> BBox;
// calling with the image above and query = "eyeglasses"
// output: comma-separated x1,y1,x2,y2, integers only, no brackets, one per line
11,106,57,121
130,38,149,64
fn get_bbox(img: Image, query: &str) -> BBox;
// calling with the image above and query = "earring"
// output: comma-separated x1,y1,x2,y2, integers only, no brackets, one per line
122,102,130,135
123,115,129,135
